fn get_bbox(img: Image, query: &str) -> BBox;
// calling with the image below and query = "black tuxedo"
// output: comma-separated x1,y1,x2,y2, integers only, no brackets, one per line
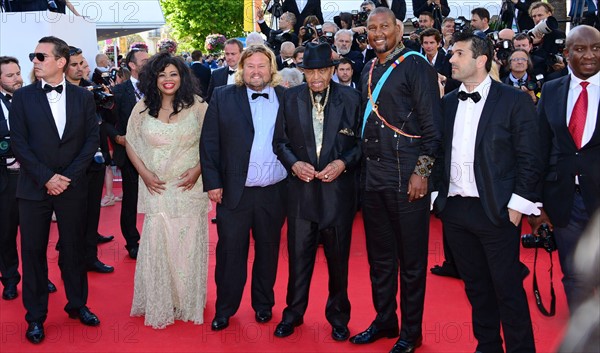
434,80,540,353
10,81,99,323
0,94,20,290
375,0,407,21
538,74,600,309
200,84,287,318
500,0,535,32
190,62,212,100
205,66,232,104
273,82,361,326
428,47,447,74
110,80,141,249
279,0,323,34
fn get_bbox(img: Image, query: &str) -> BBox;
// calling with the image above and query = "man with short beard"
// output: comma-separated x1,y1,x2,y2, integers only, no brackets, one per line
335,58,356,88
334,29,364,85
350,7,440,353
201,45,287,332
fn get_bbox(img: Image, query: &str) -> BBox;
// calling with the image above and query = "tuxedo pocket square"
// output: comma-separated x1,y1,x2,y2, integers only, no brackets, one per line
338,128,355,137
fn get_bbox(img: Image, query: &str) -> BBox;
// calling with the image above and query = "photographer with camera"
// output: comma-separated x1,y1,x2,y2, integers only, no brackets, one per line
257,9,299,56
412,0,449,30
532,25,600,312
502,49,541,103
264,0,323,35
528,2,566,75
65,47,115,274
297,15,321,46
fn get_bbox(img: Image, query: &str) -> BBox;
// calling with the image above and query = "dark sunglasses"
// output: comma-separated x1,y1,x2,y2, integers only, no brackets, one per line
69,47,83,56
29,52,59,62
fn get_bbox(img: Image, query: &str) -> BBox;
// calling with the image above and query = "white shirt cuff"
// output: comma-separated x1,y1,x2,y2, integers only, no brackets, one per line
258,19,265,24
507,193,541,216
430,191,439,211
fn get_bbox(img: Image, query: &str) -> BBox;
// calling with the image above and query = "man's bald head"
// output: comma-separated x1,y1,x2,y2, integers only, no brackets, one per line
564,25,600,80
367,6,396,25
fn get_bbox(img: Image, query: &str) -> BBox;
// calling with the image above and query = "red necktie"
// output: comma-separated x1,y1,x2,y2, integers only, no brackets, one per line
568,81,589,149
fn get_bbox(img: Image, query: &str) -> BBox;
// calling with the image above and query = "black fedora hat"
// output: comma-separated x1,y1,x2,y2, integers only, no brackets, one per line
297,42,339,69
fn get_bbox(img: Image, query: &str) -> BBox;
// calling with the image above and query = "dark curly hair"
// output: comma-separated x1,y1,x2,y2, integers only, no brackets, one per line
137,52,200,118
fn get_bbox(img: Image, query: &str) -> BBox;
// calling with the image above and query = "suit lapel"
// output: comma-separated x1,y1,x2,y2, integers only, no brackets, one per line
36,81,60,139
297,87,318,166
444,92,459,176
475,81,500,149
552,76,577,150
126,80,137,106
235,85,254,128
62,83,77,140
320,84,343,168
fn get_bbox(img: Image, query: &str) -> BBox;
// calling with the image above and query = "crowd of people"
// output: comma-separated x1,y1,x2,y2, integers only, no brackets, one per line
0,0,599,352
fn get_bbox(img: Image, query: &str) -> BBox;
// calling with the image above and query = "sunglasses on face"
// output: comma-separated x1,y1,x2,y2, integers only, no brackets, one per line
29,52,59,62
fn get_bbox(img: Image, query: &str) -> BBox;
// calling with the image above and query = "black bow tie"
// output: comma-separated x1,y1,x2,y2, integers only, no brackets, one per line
228,70,236,75
251,93,269,100
457,90,481,103
43,84,63,94
3,94,12,102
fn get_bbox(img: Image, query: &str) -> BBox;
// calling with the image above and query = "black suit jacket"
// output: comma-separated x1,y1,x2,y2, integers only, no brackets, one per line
538,75,600,226
280,0,323,34
273,82,361,227
9,81,99,200
0,98,10,193
434,80,543,226
341,50,365,85
191,62,212,100
109,80,138,167
200,84,286,209
375,0,407,21
412,0,449,29
500,0,535,32
205,66,231,104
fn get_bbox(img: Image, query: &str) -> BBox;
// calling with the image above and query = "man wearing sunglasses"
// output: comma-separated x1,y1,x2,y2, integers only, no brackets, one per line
9,36,100,344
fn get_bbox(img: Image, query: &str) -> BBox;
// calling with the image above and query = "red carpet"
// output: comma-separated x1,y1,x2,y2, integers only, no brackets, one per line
0,185,569,352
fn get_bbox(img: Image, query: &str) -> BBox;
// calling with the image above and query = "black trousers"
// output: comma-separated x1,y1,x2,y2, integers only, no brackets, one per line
84,166,104,264
281,217,352,326
441,196,535,353
362,190,430,341
119,159,140,248
0,171,20,287
214,182,286,318
19,187,89,323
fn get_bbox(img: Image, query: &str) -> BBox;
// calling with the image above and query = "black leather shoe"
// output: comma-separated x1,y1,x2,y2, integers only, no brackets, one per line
87,260,114,273
255,310,272,323
47,280,57,293
25,322,44,344
389,337,423,353
332,325,350,341
211,316,229,331
97,234,114,244
2,283,18,300
349,324,399,344
68,306,100,326
274,318,303,338
126,245,139,259
430,262,461,279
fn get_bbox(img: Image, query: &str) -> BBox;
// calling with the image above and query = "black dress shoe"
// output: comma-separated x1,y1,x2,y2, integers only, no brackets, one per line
389,336,423,353
255,310,272,323
332,325,350,341
2,283,18,300
68,306,100,326
430,262,461,279
97,234,114,244
47,280,57,293
126,245,139,259
349,324,399,344
87,260,114,273
211,316,229,331
25,322,44,344
274,318,303,338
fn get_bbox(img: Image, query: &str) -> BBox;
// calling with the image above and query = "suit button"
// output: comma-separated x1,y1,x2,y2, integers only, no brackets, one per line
366,157,370,161
365,138,369,142
374,139,379,143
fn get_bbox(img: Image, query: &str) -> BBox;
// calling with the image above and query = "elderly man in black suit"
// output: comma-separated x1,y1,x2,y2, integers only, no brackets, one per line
272,42,361,341
205,38,243,104
434,31,541,353
532,25,600,312
201,44,287,331
107,48,149,260
10,36,101,344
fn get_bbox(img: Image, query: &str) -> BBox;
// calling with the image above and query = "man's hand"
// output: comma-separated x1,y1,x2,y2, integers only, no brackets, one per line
409,32,420,41
292,161,316,183
256,8,264,21
551,60,566,72
208,188,223,204
315,159,345,183
45,174,71,196
520,86,537,103
115,135,126,146
528,207,553,234
176,164,201,191
407,174,428,202
508,208,522,227
140,170,166,195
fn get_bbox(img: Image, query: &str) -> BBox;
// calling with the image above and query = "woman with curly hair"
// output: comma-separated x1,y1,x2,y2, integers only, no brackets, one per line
126,52,210,328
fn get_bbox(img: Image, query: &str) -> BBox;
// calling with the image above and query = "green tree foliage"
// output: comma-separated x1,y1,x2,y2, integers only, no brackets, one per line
160,0,245,52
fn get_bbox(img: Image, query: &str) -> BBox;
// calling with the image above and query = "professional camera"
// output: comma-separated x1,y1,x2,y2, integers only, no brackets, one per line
352,10,370,27
86,85,114,109
454,17,470,33
528,16,559,38
495,39,514,62
546,38,566,66
521,223,556,253
0,135,13,160
319,32,335,45
282,58,296,69
356,33,368,44
92,68,113,86
268,31,293,51
303,23,320,40
519,74,545,91
410,17,419,29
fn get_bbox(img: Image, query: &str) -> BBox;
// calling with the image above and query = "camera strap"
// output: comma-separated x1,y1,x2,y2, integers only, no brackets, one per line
532,247,556,316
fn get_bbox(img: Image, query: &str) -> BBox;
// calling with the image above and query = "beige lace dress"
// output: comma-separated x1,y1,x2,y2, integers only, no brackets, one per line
127,97,210,329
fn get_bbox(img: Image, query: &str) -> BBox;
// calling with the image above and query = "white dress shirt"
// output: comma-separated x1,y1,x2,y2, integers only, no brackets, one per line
41,77,67,139
566,70,600,148
296,0,307,13
226,66,236,85
130,77,142,101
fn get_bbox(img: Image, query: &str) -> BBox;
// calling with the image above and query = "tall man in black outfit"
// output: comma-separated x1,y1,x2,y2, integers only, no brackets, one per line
349,8,441,353
201,45,287,331
272,43,361,341
108,48,149,259
532,25,600,311
10,36,101,344
205,39,243,104
434,31,541,353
